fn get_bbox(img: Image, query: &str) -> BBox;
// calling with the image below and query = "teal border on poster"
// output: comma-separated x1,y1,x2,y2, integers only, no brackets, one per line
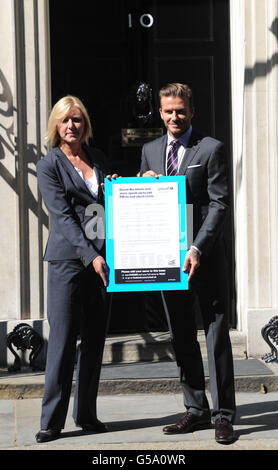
105,176,188,292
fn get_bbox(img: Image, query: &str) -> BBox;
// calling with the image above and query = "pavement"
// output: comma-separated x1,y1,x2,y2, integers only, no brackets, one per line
1,331,278,462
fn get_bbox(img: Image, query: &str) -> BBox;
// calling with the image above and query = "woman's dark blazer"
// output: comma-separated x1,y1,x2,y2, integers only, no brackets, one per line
36,145,106,268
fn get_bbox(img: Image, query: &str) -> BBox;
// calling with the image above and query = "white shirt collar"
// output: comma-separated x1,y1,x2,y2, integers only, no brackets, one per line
167,125,192,147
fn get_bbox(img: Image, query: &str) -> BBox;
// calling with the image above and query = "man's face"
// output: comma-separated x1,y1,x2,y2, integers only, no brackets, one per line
159,95,194,138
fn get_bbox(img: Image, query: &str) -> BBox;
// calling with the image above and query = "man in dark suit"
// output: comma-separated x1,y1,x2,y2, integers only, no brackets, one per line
140,83,235,443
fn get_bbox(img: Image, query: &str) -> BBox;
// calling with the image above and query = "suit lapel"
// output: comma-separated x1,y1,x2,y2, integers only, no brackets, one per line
158,135,168,175
85,147,105,202
178,130,203,174
57,147,100,200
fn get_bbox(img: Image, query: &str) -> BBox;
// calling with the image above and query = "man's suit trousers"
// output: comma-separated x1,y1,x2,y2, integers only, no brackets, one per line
163,245,236,424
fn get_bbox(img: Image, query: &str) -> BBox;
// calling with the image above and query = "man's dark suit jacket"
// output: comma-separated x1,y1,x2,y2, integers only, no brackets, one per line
140,130,230,259
36,145,106,268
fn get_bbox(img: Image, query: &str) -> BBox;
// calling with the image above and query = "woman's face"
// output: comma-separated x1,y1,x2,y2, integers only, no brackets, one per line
57,106,85,146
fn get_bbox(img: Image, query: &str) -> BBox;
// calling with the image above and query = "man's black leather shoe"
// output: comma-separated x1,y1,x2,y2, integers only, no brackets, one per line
77,419,109,433
215,418,234,443
163,412,211,434
35,429,61,443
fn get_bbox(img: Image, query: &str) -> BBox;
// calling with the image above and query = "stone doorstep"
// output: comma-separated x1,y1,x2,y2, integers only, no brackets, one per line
1,326,277,399
2,329,278,400
102,330,247,363
1,328,247,369
1,374,278,400
0,329,256,400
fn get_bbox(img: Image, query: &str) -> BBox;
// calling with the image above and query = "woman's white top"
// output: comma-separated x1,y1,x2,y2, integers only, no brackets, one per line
74,167,99,198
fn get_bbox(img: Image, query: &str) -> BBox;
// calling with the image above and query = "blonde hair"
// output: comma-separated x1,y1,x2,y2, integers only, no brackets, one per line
46,95,93,147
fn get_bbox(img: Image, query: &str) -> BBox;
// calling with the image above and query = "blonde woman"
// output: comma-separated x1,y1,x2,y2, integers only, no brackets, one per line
36,96,115,443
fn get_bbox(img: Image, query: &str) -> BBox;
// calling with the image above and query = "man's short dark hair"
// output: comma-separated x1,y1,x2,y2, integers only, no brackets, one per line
159,83,194,110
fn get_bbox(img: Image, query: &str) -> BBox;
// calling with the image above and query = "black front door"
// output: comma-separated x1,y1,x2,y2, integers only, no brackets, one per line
49,0,235,332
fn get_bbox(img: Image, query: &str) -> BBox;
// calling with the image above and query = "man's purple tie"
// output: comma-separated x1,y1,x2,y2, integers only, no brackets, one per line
167,140,179,175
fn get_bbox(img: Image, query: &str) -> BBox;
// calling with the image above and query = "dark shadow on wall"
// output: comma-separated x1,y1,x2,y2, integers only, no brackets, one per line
235,16,278,192
233,18,278,294
0,70,49,226
234,17,278,221
244,18,278,85
0,67,49,320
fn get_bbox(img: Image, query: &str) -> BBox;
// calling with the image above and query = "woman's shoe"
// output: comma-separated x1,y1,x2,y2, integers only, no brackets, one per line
35,429,61,443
